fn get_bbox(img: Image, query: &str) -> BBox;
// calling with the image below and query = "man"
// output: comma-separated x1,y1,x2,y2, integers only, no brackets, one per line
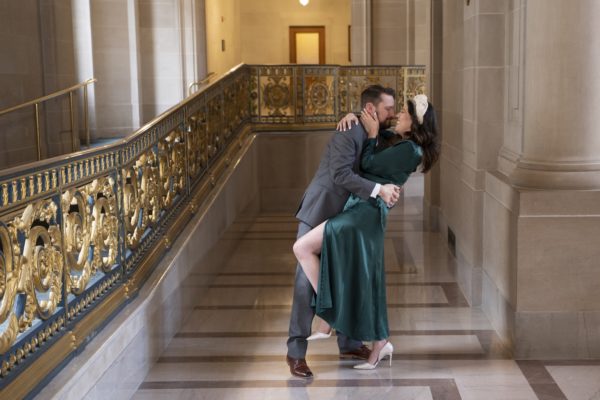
286,85,401,378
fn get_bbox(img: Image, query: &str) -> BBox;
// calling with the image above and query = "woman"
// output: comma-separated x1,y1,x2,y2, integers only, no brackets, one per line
292,94,440,369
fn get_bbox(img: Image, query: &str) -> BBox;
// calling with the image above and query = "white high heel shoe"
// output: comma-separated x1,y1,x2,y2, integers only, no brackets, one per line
306,330,332,341
353,342,393,370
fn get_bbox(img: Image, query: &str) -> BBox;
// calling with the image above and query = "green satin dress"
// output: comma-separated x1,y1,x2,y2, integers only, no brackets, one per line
315,138,422,341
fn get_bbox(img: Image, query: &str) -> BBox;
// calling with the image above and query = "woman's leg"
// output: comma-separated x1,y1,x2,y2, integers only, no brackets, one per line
292,221,331,334
292,220,327,293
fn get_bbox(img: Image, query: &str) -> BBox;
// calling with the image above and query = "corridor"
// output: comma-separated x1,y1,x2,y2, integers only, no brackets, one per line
131,177,588,400
4,1,600,398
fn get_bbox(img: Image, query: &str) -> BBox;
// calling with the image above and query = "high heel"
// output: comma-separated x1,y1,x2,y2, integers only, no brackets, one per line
306,330,332,341
353,342,393,370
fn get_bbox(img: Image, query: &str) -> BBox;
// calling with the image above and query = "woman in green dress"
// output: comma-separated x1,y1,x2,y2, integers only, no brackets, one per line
293,94,440,369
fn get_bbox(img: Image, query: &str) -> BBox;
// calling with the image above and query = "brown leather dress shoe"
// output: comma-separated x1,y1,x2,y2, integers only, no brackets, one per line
286,356,313,378
340,344,372,360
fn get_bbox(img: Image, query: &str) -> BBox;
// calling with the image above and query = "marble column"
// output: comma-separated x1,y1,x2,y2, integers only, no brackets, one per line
505,0,600,358
369,0,431,66
510,0,600,190
87,0,140,138
350,0,372,65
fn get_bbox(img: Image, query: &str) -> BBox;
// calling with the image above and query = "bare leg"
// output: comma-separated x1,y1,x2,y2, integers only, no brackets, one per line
292,221,331,334
292,221,327,292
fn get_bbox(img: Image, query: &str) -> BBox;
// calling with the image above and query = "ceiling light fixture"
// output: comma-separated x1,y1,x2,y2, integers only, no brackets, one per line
299,0,309,6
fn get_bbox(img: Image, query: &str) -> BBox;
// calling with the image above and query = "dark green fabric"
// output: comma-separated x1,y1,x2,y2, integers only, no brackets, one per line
315,138,422,341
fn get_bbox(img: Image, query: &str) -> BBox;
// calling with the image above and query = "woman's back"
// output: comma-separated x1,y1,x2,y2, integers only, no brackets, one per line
360,138,422,186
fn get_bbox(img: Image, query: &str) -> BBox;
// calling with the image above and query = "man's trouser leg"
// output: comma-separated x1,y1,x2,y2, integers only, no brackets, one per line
286,222,363,358
287,222,314,359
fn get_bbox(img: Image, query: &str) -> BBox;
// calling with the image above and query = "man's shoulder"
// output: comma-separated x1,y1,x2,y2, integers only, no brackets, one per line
332,122,366,143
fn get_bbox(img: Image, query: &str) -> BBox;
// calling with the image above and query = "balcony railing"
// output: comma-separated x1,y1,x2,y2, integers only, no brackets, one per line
0,63,425,398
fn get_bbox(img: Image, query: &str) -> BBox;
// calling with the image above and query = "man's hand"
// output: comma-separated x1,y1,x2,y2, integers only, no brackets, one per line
378,184,401,207
336,113,359,131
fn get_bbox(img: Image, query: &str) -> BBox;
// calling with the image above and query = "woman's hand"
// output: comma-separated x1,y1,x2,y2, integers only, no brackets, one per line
360,109,379,138
336,113,359,131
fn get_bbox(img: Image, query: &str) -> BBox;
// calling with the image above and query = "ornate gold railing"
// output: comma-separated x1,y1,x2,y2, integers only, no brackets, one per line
0,78,97,161
0,64,425,398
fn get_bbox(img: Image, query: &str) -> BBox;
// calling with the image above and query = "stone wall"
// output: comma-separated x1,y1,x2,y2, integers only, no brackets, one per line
0,0,77,168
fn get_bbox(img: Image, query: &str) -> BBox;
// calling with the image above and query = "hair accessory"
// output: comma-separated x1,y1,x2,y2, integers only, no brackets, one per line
413,94,428,124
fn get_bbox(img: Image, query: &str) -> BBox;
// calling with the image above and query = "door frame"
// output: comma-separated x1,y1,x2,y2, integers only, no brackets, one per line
289,26,326,64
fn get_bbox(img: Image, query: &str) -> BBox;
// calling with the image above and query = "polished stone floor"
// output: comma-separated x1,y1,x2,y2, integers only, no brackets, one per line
133,177,599,400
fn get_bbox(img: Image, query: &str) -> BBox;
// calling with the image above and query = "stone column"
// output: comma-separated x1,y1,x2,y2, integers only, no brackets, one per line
350,0,371,65
510,0,600,190
506,0,600,358
88,0,140,138
72,0,97,142
424,0,442,230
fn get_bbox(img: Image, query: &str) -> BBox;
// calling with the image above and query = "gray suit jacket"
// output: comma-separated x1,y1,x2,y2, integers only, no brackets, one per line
295,123,377,228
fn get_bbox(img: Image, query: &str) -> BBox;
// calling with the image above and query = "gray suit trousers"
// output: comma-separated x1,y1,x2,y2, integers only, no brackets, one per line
286,221,363,359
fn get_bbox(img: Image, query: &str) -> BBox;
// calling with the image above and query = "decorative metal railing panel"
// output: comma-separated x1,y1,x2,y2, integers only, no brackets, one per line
0,64,424,398
248,65,426,126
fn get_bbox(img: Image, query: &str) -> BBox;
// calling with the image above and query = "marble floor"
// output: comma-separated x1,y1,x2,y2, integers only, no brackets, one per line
132,179,600,400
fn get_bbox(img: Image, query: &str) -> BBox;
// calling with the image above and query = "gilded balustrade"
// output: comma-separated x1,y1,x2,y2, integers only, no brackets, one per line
0,64,425,398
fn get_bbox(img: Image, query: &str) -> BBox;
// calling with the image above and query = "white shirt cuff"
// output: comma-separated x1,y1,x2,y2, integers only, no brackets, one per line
370,183,381,198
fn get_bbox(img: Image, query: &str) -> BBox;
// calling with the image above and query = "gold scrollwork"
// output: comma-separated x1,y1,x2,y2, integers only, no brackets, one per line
0,200,63,355
122,166,142,248
207,96,222,159
223,84,235,141
122,151,161,249
249,68,259,118
188,109,208,178
158,129,186,209
309,82,329,110
305,76,334,116
404,76,427,105
121,129,185,254
62,177,119,295
260,76,293,117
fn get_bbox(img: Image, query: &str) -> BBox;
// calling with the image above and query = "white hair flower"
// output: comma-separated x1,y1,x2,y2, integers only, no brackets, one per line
413,94,428,124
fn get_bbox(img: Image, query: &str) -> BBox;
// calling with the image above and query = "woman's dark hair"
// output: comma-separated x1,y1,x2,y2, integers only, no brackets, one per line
405,99,440,173
375,99,440,173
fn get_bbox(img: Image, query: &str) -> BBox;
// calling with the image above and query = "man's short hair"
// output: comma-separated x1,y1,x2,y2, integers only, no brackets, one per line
360,85,396,108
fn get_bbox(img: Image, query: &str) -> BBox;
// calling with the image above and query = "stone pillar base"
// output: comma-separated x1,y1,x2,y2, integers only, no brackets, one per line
483,172,600,359
515,310,600,359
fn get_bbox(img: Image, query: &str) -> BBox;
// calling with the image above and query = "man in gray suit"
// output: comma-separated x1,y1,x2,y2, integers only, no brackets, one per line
286,85,401,378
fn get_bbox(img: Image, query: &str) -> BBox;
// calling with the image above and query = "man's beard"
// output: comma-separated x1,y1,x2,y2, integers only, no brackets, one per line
380,119,392,129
